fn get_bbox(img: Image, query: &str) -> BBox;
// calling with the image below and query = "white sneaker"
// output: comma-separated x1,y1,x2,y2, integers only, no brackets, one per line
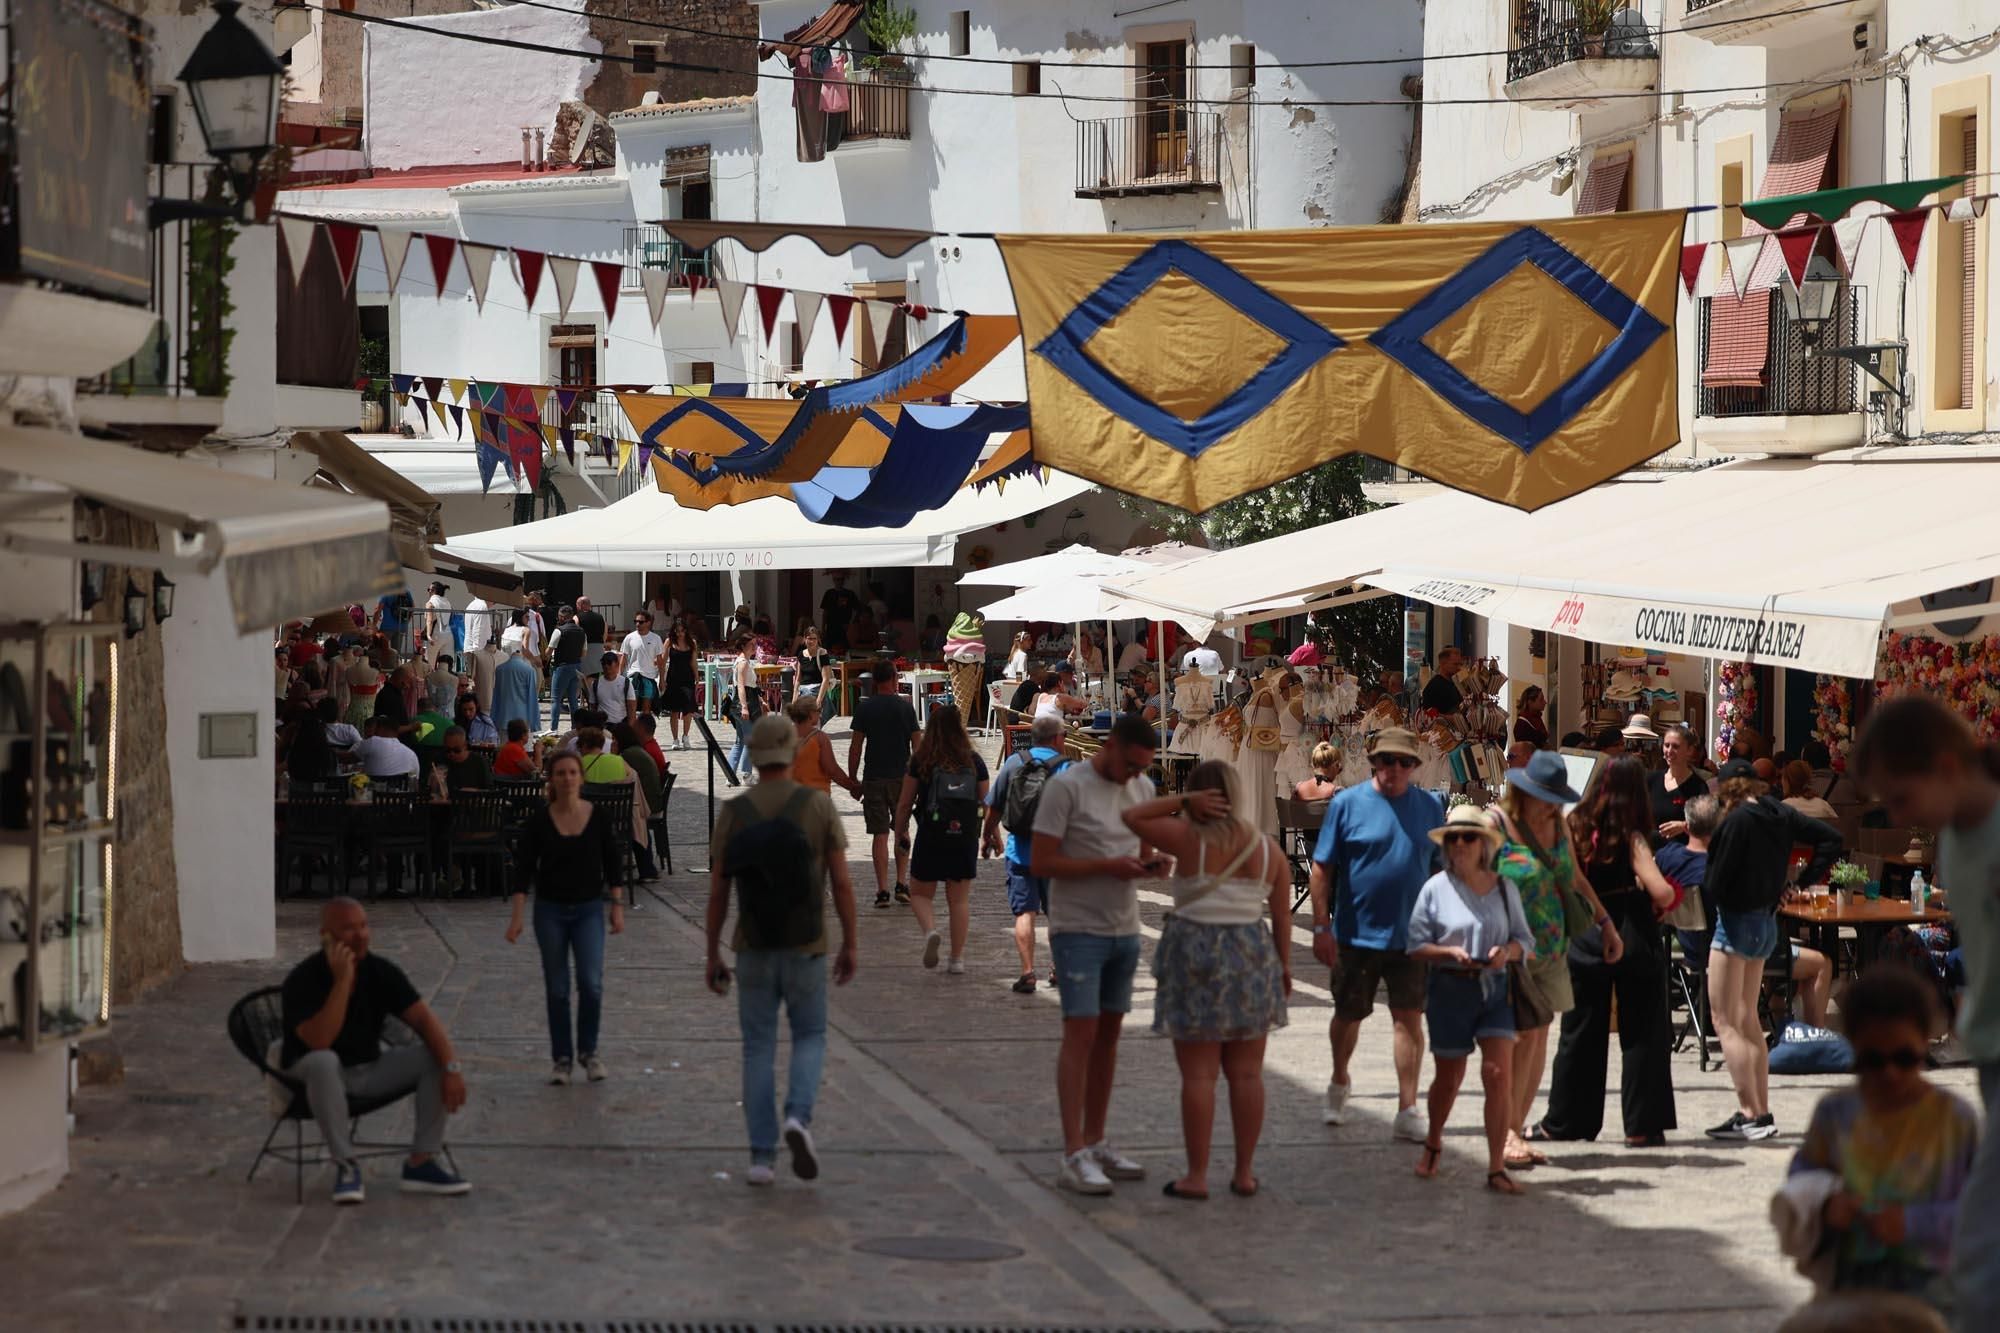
746,1163,776,1187
1058,1149,1113,1195
1323,1078,1350,1125
582,1054,607,1083
549,1060,572,1087
946,957,966,975
1086,1141,1145,1181
922,930,942,969
784,1117,820,1180
1392,1106,1429,1143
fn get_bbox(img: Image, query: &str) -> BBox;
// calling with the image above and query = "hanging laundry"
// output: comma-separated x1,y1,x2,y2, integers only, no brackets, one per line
793,49,828,163
816,47,849,151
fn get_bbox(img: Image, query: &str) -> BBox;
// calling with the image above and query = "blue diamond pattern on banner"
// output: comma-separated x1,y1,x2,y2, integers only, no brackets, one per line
1033,239,1343,458
1370,226,1668,454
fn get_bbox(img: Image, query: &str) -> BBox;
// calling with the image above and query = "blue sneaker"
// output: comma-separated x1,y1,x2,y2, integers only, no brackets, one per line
398,1158,471,1196
332,1159,364,1205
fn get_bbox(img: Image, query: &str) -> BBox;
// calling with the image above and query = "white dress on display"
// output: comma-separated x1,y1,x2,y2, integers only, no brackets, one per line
1167,671,1214,755
1274,699,1313,794
1235,687,1283,834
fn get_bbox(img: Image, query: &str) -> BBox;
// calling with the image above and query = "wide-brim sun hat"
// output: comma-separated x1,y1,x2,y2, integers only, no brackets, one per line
1429,804,1504,854
1367,726,1422,761
1622,713,1660,741
1506,750,1582,806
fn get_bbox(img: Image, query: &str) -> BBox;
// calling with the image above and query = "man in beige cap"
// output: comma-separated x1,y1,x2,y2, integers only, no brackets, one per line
1307,726,1446,1141
705,713,859,1187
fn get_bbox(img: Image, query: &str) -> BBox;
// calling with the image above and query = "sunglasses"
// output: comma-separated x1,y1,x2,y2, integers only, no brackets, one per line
1442,830,1487,845
1372,755,1420,770
1854,1048,1925,1073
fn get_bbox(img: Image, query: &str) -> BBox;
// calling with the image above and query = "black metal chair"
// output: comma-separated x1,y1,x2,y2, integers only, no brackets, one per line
225,986,458,1204
1273,796,1330,914
649,771,676,878
352,791,433,899
1667,930,1716,1072
446,789,512,897
276,792,350,900
584,782,640,889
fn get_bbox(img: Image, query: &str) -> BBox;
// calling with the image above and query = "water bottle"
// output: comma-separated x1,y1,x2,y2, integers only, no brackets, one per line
1911,870,1929,913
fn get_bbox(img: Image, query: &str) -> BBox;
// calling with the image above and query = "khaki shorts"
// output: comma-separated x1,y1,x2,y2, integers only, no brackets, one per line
1333,944,1427,1021
1526,948,1574,1018
861,778,903,834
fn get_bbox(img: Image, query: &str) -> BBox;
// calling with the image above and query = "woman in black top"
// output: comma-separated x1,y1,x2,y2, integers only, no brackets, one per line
1511,685,1549,749
504,752,625,1085
794,625,832,723
1646,723,1708,842
1536,757,1680,1147
661,621,698,751
893,703,989,974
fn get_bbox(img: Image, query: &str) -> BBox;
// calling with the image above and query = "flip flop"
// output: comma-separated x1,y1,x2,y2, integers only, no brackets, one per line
1415,1142,1442,1180
1229,1178,1259,1198
1487,1169,1525,1196
1162,1181,1208,1201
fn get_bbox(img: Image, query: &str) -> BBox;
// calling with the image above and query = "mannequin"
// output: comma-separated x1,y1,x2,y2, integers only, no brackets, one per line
1274,673,1314,795
343,653,382,730
1167,666,1216,755
1234,667,1287,834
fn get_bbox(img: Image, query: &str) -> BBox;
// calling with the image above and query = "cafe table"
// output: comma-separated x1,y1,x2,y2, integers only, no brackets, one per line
1780,895,1952,972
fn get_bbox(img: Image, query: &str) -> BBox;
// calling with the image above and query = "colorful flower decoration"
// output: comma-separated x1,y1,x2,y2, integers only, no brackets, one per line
1877,633,2000,745
1812,674,1852,771
1714,661,1759,763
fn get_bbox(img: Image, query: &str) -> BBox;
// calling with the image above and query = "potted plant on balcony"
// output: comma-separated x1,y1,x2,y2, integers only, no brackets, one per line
1575,0,1616,58
860,0,918,76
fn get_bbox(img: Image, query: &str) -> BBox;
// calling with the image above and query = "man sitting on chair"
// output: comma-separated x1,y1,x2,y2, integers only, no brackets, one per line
280,897,471,1205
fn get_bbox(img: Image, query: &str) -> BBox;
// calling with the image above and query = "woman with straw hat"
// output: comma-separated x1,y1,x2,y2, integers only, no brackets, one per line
1405,805,1534,1195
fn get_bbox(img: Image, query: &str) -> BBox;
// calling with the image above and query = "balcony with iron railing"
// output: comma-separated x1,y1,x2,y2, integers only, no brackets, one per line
838,73,914,152
620,225,712,291
1075,103,1223,199
1683,0,1878,45
1505,1,1660,108
1693,285,1868,456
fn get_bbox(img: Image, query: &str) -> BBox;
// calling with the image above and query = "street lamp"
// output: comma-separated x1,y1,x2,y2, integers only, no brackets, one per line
151,573,177,625
122,580,148,639
152,0,283,227
1783,255,1844,346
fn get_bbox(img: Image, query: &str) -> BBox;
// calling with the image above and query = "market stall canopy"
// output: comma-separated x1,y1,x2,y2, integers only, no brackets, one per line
655,220,934,261
758,0,864,60
357,444,514,497
791,404,1028,527
0,427,398,633
441,469,1095,573
961,543,1162,588
1357,450,2000,680
972,541,1206,625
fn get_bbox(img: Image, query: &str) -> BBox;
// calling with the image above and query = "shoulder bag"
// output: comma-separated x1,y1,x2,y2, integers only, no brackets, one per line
1498,877,1555,1031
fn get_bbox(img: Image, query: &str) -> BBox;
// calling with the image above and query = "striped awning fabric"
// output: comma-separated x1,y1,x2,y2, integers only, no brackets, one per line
661,145,710,186
1575,152,1632,216
1701,290,1772,388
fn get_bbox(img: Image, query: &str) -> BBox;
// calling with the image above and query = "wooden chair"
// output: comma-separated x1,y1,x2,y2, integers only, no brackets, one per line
352,791,432,899
276,791,349,900
446,789,512,897
1273,796,1330,914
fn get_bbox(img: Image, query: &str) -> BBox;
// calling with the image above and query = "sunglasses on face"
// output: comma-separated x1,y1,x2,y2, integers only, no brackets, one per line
1373,756,1420,770
1442,831,1486,846
1854,1048,1925,1072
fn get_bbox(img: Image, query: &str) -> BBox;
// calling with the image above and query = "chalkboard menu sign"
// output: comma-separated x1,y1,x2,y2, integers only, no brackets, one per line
7,0,152,304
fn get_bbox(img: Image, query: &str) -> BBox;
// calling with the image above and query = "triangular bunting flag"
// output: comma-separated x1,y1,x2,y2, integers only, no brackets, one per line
1946,196,1984,222
548,256,581,321
559,425,575,466
825,294,855,346
641,268,672,329
1678,243,1706,296
461,243,499,312
325,222,364,290
423,234,458,297
377,228,413,293
514,248,546,309
1833,215,1869,276
447,403,465,438
446,377,469,403
617,438,635,474
598,435,615,463
1720,236,1765,300
793,290,824,345
421,376,443,402
554,387,581,421
391,373,414,397
715,278,747,336
1887,209,1931,274
638,443,654,473
907,302,931,323
476,442,501,494
412,396,431,430
278,216,317,285
863,301,897,365
541,424,560,450
392,392,409,410
591,261,622,324
1775,226,1820,292
686,271,707,297
753,285,786,341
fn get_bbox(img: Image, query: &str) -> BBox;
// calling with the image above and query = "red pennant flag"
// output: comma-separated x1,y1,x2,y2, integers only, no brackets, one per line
685,271,707,297
423,234,457,296
754,285,786,340
1678,243,1706,295
514,248,545,308
324,222,364,290
591,260,622,324
907,303,931,323
1774,227,1819,292
825,294,855,344
1887,208,1931,274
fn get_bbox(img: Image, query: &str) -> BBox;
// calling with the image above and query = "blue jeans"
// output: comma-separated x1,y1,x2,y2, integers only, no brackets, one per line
726,725,751,776
1954,1062,2000,1328
549,663,583,731
735,949,828,1164
532,899,605,1063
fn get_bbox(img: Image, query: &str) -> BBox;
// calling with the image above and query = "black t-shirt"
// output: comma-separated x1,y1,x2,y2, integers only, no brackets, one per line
852,692,919,782
1513,714,1548,748
371,687,408,726
577,610,606,650
797,647,826,687
1420,673,1463,715
550,622,585,666
279,951,422,1068
514,805,624,904
1008,678,1039,715
1647,769,1710,841
820,587,859,644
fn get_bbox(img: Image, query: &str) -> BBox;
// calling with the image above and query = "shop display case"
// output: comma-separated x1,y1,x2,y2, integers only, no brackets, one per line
0,622,120,1051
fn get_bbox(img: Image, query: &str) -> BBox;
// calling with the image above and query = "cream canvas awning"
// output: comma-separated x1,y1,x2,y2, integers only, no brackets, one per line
0,427,398,632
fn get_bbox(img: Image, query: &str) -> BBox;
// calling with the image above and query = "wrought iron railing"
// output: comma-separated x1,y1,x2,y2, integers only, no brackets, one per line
1075,104,1223,198
1683,0,1731,11
619,224,711,290
844,74,913,144
1695,286,1865,418
1507,1,1661,84
76,164,228,399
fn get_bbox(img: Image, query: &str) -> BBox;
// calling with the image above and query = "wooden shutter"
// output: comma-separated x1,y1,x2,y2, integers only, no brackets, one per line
1963,117,1979,410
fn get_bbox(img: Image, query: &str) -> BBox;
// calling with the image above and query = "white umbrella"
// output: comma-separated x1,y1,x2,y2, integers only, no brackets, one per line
958,543,1154,588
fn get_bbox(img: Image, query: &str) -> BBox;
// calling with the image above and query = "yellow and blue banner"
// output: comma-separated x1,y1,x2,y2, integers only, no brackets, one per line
997,211,1686,512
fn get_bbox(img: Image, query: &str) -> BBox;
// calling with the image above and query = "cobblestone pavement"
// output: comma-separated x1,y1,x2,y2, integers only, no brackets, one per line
3,725,1978,1332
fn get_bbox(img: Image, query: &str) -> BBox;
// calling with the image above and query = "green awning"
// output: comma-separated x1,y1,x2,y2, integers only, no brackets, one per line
1739,175,1967,230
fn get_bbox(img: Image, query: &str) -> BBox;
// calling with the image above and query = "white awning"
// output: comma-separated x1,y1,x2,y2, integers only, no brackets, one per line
960,543,1155,588
443,470,1097,573
356,445,511,497
0,427,398,632
1358,451,2000,679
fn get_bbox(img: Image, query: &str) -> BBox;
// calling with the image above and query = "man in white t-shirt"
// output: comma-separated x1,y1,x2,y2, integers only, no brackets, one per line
1030,713,1163,1197
618,611,665,716
591,651,634,726
421,583,453,665
1115,637,1150,673
1182,643,1223,675
461,596,493,654
352,717,420,779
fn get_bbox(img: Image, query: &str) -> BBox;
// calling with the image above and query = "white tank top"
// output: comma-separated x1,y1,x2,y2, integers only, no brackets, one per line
1170,836,1272,926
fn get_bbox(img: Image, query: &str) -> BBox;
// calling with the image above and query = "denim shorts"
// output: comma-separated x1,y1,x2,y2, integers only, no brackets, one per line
1005,862,1049,917
1714,908,1779,961
1050,932,1141,1019
1423,970,1515,1059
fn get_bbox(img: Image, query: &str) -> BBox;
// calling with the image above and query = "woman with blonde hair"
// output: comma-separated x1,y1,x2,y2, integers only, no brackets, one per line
1123,761,1292,1199
894,702,990,973
1294,741,1341,801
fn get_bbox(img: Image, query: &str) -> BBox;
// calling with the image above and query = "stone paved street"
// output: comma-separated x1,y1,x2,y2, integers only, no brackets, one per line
3,730,1979,1332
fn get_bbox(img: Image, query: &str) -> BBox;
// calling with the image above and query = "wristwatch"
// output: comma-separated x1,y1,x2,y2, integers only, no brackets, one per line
1311,923,1334,936
444,1061,463,1074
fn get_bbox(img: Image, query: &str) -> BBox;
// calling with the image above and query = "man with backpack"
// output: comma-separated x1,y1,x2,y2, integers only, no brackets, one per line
847,659,918,910
983,714,1069,993
705,714,858,1187
547,606,587,732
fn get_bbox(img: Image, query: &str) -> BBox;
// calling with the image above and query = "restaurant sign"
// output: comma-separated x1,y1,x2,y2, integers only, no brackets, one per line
8,0,153,303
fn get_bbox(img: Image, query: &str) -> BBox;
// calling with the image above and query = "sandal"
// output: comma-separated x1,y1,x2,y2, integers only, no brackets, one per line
1229,1178,1259,1198
1524,1123,1559,1143
1486,1169,1525,1196
1415,1141,1442,1179
1162,1181,1208,1201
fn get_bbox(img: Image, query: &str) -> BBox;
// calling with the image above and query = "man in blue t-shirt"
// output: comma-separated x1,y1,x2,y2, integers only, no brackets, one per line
1308,726,1444,1142
983,714,1069,993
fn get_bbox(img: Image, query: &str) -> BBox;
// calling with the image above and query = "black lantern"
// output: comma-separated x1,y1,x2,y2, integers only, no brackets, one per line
152,572,176,624
80,563,105,613
122,580,148,639
177,0,283,219
1783,255,1844,346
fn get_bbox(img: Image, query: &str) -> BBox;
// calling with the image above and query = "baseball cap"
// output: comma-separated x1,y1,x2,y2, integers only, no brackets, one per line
747,713,799,767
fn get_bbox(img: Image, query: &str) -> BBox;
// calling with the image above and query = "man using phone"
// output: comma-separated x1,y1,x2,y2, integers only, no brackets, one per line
1030,713,1162,1195
280,897,471,1205
706,714,858,1188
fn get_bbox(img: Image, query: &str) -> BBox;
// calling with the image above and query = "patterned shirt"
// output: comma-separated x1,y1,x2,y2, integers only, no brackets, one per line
1495,832,1578,959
